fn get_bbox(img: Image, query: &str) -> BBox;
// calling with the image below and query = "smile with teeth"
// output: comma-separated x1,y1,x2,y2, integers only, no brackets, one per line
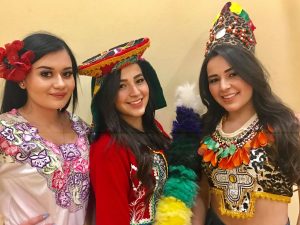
222,93,238,99
128,98,142,105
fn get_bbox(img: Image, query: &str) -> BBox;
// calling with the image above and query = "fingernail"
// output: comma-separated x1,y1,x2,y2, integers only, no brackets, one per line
42,213,49,219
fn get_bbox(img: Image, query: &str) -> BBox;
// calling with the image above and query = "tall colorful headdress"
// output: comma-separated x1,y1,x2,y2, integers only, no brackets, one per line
205,2,256,56
0,40,34,82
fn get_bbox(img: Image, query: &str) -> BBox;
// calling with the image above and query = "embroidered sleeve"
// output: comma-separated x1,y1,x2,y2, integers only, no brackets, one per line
90,134,131,225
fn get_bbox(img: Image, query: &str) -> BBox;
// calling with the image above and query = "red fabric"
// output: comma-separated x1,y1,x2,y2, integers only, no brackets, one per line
90,123,170,225
154,119,170,139
90,133,132,225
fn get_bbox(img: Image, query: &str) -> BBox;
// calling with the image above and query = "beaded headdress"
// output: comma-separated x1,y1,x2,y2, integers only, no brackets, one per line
205,2,256,56
0,40,34,82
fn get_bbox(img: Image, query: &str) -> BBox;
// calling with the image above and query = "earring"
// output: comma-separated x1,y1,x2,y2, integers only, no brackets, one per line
19,82,25,89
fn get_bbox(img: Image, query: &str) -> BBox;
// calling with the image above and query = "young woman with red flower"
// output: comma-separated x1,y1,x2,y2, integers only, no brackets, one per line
0,33,90,225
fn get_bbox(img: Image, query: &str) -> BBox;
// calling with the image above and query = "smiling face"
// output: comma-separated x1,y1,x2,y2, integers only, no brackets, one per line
207,55,254,117
22,49,75,111
115,63,149,129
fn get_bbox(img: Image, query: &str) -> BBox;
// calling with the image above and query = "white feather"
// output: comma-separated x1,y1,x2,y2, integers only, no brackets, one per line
175,83,206,115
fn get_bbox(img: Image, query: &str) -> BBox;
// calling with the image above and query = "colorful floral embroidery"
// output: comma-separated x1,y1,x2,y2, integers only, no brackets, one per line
129,150,167,225
0,109,90,212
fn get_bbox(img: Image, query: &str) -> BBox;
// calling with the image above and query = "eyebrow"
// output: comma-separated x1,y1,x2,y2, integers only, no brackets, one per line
120,73,143,82
35,66,73,70
224,67,233,73
208,67,233,78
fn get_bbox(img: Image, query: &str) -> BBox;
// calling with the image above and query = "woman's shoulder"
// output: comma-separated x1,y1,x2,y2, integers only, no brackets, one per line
91,132,127,152
154,119,171,139
0,108,21,122
66,111,91,134
90,132,135,163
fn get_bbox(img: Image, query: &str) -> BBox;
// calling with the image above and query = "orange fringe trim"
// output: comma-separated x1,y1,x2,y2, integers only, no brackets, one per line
198,130,274,169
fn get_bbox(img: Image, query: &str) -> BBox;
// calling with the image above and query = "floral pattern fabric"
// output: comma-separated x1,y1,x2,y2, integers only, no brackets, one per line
0,109,90,212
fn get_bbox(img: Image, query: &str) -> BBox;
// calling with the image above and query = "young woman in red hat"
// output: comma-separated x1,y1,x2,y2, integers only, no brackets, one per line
79,38,170,225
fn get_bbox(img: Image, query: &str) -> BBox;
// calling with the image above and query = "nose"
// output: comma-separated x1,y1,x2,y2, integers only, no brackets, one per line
129,84,140,96
53,74,66,88
219,77,231,90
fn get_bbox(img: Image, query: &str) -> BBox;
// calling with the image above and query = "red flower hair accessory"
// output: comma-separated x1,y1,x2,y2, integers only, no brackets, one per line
0,40,34,82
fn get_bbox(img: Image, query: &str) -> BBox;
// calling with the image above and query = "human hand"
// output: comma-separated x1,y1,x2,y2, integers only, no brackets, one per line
19,213,54,225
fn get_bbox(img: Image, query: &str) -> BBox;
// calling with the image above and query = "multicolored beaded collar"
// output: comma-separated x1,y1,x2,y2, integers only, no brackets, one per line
198,114,274,169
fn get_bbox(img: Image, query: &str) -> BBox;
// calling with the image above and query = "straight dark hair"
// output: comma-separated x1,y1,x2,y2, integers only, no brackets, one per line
1,32,78,113
199,45,300,185
93,60,170,199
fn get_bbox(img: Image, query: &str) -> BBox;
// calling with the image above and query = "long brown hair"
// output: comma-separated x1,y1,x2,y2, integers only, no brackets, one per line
93,60,170,199
199,45,300,185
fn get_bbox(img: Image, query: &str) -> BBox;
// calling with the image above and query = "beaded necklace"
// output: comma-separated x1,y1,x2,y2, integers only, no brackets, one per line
198,114,274,169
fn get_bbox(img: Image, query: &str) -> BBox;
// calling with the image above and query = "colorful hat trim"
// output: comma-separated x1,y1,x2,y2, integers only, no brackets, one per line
205,2,256,56
78,38,150,98
78,38,150,77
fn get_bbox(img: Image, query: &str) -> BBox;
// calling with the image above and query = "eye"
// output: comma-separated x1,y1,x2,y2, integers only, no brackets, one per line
62,70,73,78
136,77,145,84
40,71,52,77
119,83,126,89
228,71,238,77
208,77,219,84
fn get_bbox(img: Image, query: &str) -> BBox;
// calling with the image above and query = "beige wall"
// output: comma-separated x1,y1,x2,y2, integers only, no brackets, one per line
0,0,299,223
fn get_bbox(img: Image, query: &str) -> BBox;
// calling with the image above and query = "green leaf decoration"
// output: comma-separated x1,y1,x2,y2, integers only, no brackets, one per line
228,144,237,155
207,139,216,149
216,148,224,157
203,136,211,144
220,147,230,158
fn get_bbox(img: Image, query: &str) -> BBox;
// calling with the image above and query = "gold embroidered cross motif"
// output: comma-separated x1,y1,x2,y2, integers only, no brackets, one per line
212,165,255,207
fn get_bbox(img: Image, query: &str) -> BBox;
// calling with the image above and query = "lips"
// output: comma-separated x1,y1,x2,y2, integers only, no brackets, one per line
221,92,238,102
128,99,142,105
50,92,67,98
126,98,144,109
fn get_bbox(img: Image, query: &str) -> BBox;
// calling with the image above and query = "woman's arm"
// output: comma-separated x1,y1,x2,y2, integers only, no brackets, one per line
192,175,210,225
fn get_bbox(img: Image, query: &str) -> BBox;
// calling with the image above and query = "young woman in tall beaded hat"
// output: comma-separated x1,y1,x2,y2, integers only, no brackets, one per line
0,32,90,225
78,37,171,225
191,2,300,225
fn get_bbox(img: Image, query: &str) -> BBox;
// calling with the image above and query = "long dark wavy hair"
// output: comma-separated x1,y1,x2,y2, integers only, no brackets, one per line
199,45,300,185
92,60,170,199
1,32,78,113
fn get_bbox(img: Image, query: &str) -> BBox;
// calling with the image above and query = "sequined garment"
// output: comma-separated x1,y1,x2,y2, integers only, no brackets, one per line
0,109,90,225
201,115,293,218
